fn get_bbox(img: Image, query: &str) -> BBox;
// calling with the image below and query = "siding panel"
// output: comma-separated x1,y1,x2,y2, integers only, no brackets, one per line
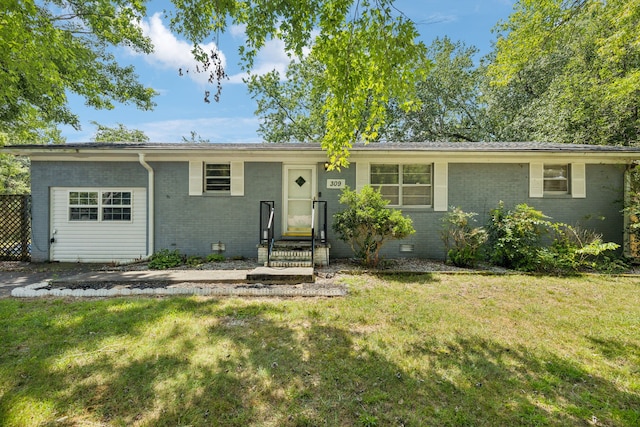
51,188,147,262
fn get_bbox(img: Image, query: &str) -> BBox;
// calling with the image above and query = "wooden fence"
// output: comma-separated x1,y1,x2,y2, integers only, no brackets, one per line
0,195,31,261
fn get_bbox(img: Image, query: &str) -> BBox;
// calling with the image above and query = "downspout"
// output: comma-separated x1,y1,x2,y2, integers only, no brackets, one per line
138,153,154,257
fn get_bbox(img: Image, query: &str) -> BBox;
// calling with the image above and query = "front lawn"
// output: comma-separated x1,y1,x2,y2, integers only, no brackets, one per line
0,273,638,426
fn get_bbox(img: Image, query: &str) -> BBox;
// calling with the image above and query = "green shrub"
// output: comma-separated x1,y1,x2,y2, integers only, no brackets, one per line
538,223,622,274
333,185,415,267
623,167,640,257
148,249,183,270
441,207,487,267
486,202,623,273
206,253,226,262
186,255,204,267
486,202,550,271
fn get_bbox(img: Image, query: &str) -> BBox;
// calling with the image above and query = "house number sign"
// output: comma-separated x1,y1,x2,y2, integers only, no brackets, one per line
327,179,346,189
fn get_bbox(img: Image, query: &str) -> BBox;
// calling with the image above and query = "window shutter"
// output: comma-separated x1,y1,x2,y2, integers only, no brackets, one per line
189,161,203,196
433,162,448,212
572,163,586,198
356,161,369,191
529,163,544,198
230,161,244,196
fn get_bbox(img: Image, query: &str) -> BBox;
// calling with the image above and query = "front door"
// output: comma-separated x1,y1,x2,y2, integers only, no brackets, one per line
283,165,316,236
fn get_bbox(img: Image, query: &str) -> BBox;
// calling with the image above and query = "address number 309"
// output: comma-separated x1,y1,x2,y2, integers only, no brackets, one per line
327,179,346,189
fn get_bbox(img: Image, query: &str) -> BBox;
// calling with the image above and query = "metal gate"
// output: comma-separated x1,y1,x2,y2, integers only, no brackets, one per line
0,195,31,261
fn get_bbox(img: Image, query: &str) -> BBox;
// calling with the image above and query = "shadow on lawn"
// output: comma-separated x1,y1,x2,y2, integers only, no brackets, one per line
0,298,638,426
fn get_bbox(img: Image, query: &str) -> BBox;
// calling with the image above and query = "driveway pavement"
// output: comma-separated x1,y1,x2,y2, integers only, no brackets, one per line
0,271,52,298
0,263,334,298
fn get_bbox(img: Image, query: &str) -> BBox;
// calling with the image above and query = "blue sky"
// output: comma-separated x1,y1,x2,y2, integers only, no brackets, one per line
61,0,517,143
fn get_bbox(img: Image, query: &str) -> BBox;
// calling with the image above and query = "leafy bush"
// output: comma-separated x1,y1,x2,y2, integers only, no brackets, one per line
186,255,204,267
486,202,551,271
333,186,415,267
441,207,487,267
148,249,183,270
623,167,640,257
486,202,623,273
538,224,622,274
206,253,226,262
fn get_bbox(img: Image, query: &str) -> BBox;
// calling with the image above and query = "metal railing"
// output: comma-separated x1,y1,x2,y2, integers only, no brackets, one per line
311,200,328,267
259,201,275,266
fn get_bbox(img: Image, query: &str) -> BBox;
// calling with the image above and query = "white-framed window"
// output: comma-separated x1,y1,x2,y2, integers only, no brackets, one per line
102,191,132,221
69,191,99,221
189,161,244,196
370,163,432,206
69,190,132,221
205,163,231,192
530,163,585,198
544,164,570,194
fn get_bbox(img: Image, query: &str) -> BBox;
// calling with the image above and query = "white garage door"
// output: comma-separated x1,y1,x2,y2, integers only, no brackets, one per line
50,188,147,263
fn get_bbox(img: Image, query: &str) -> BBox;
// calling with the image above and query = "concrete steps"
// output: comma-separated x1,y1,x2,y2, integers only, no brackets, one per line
268,249,313,267
258,240,330,267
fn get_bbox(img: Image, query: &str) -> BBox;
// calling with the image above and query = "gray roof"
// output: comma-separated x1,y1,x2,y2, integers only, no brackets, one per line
6,141,640,153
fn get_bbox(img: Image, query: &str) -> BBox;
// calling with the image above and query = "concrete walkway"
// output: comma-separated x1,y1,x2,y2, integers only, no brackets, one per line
7,267,347,298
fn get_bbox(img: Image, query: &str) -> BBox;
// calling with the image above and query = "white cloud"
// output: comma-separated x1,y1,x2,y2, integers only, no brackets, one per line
227,37,291,83
230,24,247,37
137,14,297,85
136,117,262,143
425,12,458,24
225,24,314,83
137,13,227,86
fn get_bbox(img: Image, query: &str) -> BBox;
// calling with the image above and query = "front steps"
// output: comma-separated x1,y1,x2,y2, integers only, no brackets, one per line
270,249,313,267
258,240,330,267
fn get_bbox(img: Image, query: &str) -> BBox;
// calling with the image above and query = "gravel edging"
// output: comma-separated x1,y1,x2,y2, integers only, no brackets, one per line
12,281,347,298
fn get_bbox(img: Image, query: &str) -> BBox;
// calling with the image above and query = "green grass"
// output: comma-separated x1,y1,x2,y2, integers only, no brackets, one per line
1,273,639,426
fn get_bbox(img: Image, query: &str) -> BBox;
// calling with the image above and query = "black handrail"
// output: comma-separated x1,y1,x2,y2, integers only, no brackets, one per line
312,200,328,267
311,202,316,267
259,201,275,266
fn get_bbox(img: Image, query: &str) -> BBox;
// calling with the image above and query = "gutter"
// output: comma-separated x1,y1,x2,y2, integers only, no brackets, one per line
138,153,154,257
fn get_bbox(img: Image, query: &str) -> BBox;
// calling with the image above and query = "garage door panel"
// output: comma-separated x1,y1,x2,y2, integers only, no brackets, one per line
51,188,147,263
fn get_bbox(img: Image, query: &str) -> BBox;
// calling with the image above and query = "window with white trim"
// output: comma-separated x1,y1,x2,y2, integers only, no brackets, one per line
205,163,231,192
69,192,99,221
370,164,432,206
69,191,132,221
544,164,570,194
102,191,132,221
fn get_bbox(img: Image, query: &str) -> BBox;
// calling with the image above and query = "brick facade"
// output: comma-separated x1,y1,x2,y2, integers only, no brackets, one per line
28,156,628,262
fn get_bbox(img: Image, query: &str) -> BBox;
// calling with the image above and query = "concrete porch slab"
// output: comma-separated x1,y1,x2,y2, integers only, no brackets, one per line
51,269,249,285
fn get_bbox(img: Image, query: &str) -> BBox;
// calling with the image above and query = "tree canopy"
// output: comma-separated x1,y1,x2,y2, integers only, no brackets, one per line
91,122,150,143
169,0,428,167
0,0,157,140
3,0,637,176
382,37,488,142
247,57,328,144
486,0,640,145
248,37,489,144
248,0,640,148
2,0,428,166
